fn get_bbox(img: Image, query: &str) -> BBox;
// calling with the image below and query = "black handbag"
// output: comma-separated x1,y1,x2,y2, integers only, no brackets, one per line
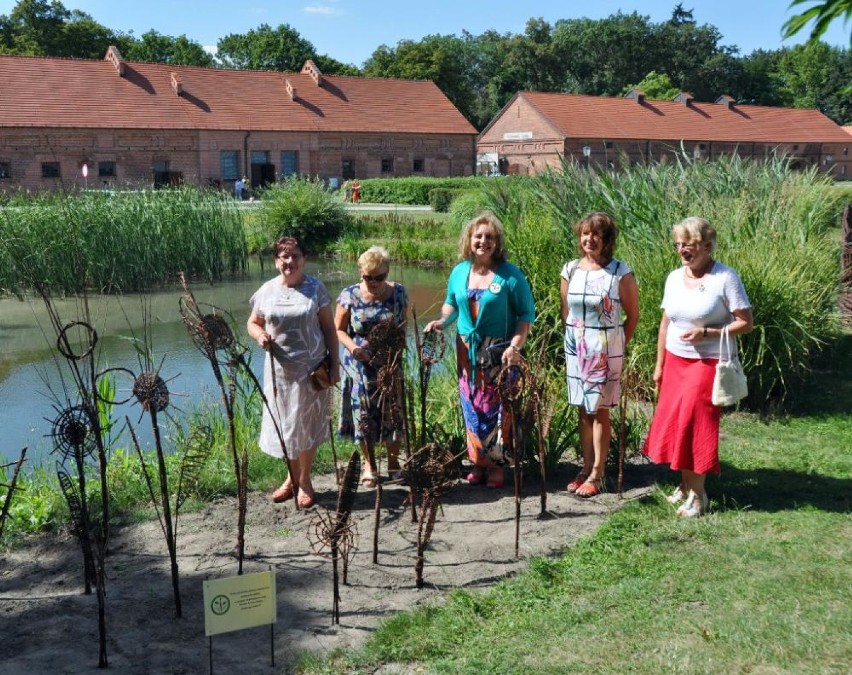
479,340,511,368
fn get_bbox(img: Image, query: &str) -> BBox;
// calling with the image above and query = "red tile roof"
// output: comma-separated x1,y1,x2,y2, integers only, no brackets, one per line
0,53,476,135
515,92,850,144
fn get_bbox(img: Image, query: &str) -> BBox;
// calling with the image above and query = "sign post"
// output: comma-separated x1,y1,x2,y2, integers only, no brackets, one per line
203,569,277,674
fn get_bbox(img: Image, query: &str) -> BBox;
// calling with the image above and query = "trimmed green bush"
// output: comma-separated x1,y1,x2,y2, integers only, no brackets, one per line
259,177,351,253
357,177,499,205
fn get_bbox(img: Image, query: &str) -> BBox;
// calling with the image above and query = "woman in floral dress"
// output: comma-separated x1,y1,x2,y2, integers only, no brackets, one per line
335,246,408,486
561,212,639,497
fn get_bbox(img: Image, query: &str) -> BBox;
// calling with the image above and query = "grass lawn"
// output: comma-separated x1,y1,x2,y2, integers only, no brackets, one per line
301,336,852,675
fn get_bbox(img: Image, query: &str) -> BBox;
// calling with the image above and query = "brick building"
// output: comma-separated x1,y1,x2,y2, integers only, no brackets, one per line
477,91,851,179
0,49,477,193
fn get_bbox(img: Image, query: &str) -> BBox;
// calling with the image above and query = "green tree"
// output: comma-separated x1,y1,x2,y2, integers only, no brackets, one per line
216,23,315,71
0,0,127,58
363,34,476,124
124,30,214,66
772,41,852,122
624,71,680,100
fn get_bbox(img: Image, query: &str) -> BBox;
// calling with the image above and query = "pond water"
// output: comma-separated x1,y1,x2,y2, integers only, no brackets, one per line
0,259,448,468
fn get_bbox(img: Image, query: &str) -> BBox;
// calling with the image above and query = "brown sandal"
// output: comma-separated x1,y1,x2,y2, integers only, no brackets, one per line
272,479,296,503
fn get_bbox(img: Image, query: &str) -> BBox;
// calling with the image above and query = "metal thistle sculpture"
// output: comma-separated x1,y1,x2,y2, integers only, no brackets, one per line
401,442,458,589
308,451,361,624
0,449,28,540
124,363,189,617
497,361,529,559
362,317,407,564
178,274,295,577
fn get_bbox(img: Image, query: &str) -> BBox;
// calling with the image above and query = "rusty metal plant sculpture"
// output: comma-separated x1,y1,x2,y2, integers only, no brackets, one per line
402,442,459,589
0,449,28,540
36,294,111,668
178,274,295,577
496,362,528,559
361,317,407,564
124,363,188,617
307,451,361,624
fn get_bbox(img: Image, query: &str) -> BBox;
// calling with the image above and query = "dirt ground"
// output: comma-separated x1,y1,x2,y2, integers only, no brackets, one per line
0,464,655,675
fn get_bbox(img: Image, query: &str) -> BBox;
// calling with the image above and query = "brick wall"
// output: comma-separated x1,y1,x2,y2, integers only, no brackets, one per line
0,127,476,193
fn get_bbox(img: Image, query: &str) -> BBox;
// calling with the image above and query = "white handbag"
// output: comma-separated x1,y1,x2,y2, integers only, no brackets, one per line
711,325,748,407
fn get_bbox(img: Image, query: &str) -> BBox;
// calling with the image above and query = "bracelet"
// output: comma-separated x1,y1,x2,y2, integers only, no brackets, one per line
509,343,521,352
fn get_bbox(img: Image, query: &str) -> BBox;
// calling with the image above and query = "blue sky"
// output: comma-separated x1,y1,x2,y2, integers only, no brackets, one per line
2,0,849,65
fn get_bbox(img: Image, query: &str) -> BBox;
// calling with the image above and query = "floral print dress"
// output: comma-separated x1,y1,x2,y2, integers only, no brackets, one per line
337,283,408,443
562,258,631,412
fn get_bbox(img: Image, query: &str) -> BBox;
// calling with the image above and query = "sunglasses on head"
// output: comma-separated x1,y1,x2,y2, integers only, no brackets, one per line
362,272,388,282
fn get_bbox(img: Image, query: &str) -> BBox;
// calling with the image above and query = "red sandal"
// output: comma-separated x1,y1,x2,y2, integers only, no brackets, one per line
574,479,602,498
566,471,590,493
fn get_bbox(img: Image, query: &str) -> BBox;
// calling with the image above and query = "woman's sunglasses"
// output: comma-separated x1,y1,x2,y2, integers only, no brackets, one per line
362,273,388,282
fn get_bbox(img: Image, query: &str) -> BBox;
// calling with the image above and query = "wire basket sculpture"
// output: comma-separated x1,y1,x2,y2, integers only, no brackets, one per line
307,451,361,624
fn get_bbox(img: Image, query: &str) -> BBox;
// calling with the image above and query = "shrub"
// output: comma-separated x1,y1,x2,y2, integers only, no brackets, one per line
358,177,498,205
428,188,470,212
259,177,351,253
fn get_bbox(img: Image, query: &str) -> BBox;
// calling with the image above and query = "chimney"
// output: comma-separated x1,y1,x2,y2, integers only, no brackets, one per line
105,45,125,77
715,94,735,109
674,91,694,106
170,72,183,96
625,89,646,104
301,59,323,86
285,78,297,101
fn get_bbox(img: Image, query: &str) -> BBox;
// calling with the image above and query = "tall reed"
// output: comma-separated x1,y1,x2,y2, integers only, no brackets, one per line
0,187,247,295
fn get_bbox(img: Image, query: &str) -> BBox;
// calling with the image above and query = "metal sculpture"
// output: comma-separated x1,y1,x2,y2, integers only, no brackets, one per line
402,442,459,589
307,451,361,624
497,362,527,559
0,449,28,540
361,317,407,564
178,274,294,577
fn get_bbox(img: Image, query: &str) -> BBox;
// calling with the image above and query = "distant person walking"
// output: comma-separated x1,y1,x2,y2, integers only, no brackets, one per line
234,177,244,200
342,179,352,202
351,178,361,204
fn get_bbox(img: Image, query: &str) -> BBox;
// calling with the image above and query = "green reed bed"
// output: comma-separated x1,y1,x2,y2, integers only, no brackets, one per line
0,187,247,294
333,212,456,264
465,156,846,409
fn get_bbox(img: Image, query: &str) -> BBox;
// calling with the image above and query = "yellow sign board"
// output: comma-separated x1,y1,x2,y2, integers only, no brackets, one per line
203,570,277,637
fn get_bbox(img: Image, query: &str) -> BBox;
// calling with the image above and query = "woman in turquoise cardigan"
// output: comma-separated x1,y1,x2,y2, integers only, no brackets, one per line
426,213,535,488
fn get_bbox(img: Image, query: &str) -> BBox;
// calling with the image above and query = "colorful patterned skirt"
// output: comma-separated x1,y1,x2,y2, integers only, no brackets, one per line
642,351,721,475
457,335,517,467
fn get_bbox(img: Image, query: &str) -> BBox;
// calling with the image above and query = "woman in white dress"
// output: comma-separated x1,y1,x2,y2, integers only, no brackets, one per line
247,236,339,508
560,212,639,497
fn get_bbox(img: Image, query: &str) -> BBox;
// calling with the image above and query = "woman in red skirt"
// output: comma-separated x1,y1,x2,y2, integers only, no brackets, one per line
643,217,753,517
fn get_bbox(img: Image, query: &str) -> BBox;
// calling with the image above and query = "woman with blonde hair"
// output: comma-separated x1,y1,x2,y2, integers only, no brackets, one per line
643,217,753,517
426,213,535,488
335,246,408,486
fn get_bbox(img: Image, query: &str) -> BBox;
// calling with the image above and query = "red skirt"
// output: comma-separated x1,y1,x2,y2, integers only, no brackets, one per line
642,351,721,475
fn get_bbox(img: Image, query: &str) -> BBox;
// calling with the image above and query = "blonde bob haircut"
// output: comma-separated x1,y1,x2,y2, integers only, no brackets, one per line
672,216,717,252
358,245,390,272
458,212,507,263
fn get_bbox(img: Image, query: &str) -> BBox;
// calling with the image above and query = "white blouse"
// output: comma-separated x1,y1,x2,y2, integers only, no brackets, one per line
662,261,751,359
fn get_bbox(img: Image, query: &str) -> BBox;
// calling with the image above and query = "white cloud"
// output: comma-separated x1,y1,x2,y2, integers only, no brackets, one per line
303,4,343,15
